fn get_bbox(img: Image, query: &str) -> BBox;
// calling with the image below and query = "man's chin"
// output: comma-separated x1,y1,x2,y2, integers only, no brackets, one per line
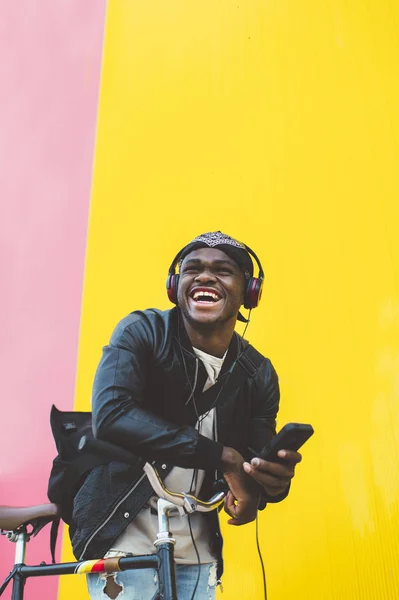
180,305,235,328
188,311,220,325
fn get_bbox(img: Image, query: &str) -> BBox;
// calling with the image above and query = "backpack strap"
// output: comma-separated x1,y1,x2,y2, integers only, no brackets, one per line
50,518,60,564
222,342,264,392
235,343,264,377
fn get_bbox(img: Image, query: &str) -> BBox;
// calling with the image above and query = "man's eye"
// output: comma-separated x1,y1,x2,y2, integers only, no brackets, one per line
183,267,199,273
218,269,232,275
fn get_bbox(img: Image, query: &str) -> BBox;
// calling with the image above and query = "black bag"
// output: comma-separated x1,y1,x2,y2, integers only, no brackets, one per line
47,405,113,561
47,405,111,524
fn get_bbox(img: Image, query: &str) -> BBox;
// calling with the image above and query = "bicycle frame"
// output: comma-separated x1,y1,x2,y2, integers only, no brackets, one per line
2,498,178,600
1,443,225,600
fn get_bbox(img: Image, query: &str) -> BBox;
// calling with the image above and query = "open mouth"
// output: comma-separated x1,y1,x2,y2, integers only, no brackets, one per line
190,288,222,304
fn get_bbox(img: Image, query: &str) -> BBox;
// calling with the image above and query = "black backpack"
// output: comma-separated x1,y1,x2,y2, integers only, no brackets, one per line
47,405,112,560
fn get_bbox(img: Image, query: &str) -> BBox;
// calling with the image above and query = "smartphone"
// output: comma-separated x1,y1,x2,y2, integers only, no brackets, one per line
257,423,314,463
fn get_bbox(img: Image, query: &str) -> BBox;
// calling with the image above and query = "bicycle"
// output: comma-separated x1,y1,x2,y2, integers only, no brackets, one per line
0,437,225,600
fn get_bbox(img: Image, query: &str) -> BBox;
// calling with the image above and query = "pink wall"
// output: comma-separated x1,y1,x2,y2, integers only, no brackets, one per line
0,3,106,598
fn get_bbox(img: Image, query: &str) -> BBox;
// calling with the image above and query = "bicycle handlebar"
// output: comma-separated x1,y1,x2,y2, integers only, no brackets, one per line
79,436,225,514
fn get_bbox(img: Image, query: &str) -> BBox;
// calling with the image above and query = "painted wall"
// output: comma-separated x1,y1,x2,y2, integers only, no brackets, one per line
2,1,399,600
0,3,106,600
60,1,399,599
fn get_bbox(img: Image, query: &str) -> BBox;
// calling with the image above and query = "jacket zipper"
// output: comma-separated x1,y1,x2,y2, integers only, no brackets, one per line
78,471,147,560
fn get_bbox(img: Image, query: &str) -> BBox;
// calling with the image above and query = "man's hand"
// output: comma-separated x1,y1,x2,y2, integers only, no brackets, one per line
243,449,302,497
219,447,259,526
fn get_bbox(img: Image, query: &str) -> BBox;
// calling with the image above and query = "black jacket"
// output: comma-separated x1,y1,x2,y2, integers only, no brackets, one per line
70,308,283,577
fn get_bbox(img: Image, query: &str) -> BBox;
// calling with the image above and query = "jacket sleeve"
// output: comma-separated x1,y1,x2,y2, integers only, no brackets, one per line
248,359,290,506
91,315,224,471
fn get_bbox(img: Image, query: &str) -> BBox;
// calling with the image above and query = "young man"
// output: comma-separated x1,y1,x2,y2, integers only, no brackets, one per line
71,231,301,599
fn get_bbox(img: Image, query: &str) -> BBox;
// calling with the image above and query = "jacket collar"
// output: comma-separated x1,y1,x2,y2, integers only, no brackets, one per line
172,307,242,378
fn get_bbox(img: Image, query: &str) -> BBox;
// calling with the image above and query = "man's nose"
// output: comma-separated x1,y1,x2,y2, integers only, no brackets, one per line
194,269,216,283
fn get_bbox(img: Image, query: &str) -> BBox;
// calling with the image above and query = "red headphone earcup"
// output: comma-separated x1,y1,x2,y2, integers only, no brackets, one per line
244,278,263,309
166,273,179,304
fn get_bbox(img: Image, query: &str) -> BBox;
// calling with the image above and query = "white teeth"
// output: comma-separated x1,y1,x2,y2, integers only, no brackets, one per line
193,291,220,301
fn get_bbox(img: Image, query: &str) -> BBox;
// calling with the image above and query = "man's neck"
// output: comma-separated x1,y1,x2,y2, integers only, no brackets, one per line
181,316,236,358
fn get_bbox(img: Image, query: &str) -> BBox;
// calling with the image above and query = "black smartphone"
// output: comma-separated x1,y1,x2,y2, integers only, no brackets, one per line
257,423,314,463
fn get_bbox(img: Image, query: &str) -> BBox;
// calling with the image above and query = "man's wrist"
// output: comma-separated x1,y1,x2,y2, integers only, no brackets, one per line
262,482,291,503
218,446,244,473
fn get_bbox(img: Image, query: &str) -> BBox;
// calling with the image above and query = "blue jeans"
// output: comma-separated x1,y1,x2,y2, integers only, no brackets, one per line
87,562,218,600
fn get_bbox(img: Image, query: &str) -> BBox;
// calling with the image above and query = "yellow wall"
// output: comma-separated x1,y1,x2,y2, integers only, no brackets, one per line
60,1,399,598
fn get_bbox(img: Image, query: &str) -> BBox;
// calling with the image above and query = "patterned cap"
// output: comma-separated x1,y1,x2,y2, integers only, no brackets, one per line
190,231,246,250
178,231,253,278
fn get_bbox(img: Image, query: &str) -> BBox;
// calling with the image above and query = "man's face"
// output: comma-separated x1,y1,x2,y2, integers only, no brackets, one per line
177,248,246,327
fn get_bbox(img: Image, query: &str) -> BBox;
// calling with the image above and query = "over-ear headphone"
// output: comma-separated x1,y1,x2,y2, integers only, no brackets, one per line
166,240,264,310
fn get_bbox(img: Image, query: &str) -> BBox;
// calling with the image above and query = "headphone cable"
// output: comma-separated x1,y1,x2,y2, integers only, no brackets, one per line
241,309,252,339
187,457,202,600
188,512,201,600
256,508,267,600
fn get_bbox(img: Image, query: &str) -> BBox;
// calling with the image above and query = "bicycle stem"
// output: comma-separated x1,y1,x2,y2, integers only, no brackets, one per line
154,498,177,546
153,499,178,600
